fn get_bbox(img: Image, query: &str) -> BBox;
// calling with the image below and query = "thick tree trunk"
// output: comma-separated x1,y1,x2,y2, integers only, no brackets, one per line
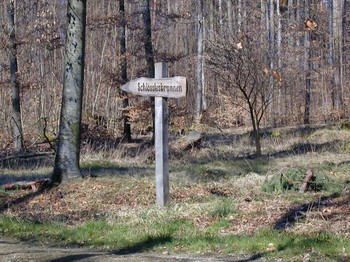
52,0,86,184
6,0,23,151
119,0,131,142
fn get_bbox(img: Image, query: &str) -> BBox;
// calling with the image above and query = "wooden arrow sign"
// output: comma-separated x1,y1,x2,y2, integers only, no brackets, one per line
121,76,186,98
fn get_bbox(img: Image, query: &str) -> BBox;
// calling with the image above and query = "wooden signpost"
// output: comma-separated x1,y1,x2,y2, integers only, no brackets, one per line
122,62,187,207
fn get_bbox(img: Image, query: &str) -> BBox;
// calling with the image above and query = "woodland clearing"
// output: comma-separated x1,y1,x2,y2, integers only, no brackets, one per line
0,124,350,261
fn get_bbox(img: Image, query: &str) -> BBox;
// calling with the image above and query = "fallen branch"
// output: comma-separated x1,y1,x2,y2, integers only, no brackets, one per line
171,131,203,152
2,179,52,192
299,169,315,193
0,151,55,163
143,131,203,160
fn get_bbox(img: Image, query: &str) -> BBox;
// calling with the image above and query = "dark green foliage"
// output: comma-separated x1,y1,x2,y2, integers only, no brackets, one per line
340,122,350,131
262,168,305,193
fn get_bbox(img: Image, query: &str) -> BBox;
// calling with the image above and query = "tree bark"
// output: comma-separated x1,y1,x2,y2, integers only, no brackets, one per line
52,0,86,184
6,0,23,151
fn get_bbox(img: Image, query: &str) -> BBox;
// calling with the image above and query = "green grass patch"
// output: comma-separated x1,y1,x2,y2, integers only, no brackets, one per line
80,160,123,170
0,216,348,260
208,199,236,218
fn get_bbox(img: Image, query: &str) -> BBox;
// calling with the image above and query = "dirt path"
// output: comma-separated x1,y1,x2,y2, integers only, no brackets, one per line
0,237,266,262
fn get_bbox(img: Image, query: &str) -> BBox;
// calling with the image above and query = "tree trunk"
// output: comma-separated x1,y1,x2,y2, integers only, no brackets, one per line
119,0,131,142
227,0,232,32
267,0,275,126
142,0,155,141
261,0,266,42
288,0,294,47
6,0,23,151
328,0,335,110
52,0,86,184
142,0,155,78
276,0,282,122
218,0,223,35
304,0,311,125
237,0,242,33
331,0,345,113
248,103,262,157
195,0,203,123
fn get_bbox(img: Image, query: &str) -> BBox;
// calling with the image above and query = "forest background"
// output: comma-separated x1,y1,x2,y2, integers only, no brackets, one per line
0,0,348,155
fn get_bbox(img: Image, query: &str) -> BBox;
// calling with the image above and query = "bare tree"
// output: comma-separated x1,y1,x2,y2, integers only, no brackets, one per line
52,0,86,184
208,33,276,157
0,0,349,149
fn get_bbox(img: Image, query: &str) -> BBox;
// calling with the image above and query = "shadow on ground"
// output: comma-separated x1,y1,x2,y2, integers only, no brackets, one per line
274,192,349,230
0,186,52,213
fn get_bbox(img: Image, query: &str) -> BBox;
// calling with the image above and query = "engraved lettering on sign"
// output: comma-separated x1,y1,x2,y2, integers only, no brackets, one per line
137,82,182,93
122,77,186,98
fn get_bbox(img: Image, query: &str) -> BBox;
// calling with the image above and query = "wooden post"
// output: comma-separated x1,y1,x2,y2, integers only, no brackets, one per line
155,62,169,207
121,62,186,207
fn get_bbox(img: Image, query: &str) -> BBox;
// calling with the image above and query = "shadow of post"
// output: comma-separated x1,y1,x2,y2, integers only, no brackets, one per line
113,235,172,255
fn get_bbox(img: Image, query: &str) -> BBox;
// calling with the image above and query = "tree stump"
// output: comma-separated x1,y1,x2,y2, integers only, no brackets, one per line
171,131,203,152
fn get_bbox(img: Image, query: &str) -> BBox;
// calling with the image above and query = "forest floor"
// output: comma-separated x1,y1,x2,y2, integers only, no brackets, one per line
0,124,350,261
